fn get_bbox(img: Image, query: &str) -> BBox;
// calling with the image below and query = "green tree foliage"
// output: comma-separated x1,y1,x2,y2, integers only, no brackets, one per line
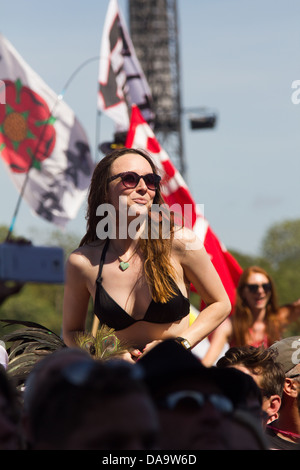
261,219,300,304
262,219,300,267
229,250,273,274
260,219,300,335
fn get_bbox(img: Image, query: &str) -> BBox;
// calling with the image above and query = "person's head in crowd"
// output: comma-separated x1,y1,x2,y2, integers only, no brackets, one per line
80,147,165,246
138,339,268,450
269,336,300,407
23,347,91,416
23,349,159,450
269,336,300,377
217,345,285,425
0,365,23,449
232,266,280,347
267,336,300,448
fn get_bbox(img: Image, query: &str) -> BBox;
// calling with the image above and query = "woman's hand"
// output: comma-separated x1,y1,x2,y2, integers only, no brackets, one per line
140,340,163,357
119,348,142,363
119,342,162,362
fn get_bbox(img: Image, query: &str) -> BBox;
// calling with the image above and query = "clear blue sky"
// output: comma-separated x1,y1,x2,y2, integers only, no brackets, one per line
1,0,300,255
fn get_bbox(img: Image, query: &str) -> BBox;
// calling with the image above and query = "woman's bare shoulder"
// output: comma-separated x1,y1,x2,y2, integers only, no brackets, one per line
67,240,106,271
172,226,204,255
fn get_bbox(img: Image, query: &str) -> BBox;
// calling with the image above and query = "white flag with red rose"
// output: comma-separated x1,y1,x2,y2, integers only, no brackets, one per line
125,105,242,309
98,0,155,133
0,34,95,228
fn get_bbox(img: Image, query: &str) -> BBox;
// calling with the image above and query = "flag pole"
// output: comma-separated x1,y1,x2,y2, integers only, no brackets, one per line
95,109,101,162
5,56,99,241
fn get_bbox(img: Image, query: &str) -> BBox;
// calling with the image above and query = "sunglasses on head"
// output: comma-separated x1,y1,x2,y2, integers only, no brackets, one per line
61,359,144,387
108,171,161,191
245,283,272,294
157,390,233,414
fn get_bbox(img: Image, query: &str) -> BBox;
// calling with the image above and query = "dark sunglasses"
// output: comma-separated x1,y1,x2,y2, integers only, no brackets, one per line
108,171,161,190
157,390,233,414
245,283,272,294
61,359,144,387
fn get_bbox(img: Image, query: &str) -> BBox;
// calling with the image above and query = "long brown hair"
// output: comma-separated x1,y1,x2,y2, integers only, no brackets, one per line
80,147,177,302
231,266,280,346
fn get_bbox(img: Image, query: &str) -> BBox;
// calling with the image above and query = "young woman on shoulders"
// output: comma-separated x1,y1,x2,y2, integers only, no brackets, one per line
63,148,231,361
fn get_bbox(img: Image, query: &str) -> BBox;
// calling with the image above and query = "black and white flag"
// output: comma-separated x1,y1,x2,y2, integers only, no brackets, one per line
98,0,154,132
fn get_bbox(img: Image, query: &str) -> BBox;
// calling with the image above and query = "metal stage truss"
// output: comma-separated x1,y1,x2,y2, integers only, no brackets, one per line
128,0,186,176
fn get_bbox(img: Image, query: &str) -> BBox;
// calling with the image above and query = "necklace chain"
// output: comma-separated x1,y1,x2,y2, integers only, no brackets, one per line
118,248,138,263
111,244,138,271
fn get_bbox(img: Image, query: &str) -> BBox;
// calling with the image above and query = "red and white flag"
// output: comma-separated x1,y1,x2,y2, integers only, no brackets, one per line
98,0,155,133
126,105,242,308
0,34,94,228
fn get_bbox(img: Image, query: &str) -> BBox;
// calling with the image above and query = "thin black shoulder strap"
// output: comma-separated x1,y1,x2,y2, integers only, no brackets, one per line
96,238,110,282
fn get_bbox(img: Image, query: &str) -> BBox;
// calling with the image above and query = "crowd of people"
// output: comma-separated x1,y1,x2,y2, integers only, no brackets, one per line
1,147,300,450
0,335,300,450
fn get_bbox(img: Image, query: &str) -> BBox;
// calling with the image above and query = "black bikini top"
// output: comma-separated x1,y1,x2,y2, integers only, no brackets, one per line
94,239,190,331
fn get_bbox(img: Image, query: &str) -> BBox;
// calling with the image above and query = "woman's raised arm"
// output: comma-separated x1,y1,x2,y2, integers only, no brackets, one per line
175,228,231,348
